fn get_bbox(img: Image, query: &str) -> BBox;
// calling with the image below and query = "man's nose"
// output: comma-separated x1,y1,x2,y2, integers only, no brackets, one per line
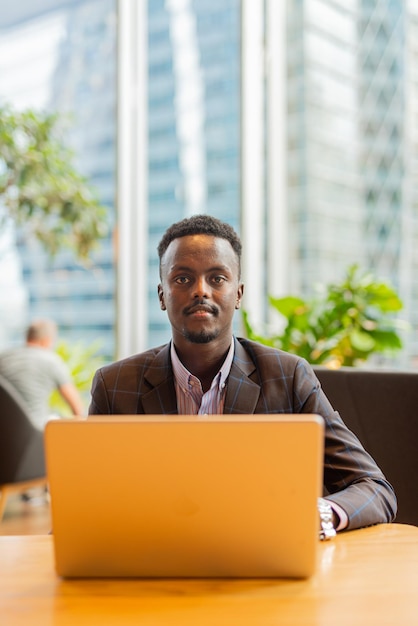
193,277,210,298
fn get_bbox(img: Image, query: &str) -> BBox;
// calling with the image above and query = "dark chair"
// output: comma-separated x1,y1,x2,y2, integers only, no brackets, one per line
0,374,47,521
314,366,418,526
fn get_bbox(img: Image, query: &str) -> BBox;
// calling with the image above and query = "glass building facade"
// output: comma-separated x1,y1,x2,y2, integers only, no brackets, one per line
286,0,364,294
283,0,417,366
359,1,405,283
146,0,241,346
1,0,418,368
0,0,117,359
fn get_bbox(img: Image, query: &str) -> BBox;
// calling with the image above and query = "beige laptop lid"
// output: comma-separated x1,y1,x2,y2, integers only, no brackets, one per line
45,414,324,579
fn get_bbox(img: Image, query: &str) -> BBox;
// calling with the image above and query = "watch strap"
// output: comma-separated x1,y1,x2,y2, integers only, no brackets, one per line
318,497,337,541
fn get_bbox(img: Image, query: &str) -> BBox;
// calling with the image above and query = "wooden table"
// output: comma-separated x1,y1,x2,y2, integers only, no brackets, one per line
1,524,417,625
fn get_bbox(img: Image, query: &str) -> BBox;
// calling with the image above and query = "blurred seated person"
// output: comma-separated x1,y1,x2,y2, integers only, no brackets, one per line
0,319,84,430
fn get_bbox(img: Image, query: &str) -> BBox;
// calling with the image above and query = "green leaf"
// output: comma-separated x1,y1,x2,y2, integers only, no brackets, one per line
269,295,307,319
349,329,376,352
0,103,109,260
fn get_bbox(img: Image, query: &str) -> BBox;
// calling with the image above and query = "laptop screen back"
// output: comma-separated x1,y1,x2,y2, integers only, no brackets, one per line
45,414,324,578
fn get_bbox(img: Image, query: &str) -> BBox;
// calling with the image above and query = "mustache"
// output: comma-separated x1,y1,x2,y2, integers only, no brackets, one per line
184,300,219,316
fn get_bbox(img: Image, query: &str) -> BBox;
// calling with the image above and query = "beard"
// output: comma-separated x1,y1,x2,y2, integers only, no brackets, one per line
183,328,220,344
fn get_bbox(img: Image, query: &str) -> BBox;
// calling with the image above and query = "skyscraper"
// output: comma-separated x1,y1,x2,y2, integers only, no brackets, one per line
284,0,417,366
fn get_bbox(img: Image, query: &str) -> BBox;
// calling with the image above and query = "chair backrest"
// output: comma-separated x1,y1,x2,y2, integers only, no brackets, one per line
0,374,45,485
314,366,418,526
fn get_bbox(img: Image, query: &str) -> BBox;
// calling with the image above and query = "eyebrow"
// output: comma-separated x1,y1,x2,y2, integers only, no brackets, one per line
168,264,234,274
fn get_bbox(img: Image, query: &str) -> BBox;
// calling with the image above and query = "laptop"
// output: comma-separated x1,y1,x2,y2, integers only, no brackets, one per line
44,414,324,579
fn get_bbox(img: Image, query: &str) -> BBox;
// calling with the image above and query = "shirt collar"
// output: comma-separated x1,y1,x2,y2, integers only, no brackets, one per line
171,338,235,391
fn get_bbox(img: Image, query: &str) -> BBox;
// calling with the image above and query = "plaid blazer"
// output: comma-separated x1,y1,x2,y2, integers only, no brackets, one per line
89,337,397,530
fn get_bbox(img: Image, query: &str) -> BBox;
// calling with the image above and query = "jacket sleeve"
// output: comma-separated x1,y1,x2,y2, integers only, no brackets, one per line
88,356,147,415
88,369,111,415
293,358,397,530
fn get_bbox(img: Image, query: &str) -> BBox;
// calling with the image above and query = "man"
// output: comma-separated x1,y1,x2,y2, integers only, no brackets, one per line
89,214,397,534
0,319,84,430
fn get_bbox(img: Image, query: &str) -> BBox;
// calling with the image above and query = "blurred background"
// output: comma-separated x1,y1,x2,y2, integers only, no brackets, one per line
1,0,418,375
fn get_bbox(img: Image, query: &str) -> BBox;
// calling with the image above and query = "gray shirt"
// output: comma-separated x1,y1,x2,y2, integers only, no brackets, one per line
0,346,71,430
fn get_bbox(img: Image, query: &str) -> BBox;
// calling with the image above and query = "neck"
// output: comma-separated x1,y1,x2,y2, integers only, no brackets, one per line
173,337,232,392
26,339,50,349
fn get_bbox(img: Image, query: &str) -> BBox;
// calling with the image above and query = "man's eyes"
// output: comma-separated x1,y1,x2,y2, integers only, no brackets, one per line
173,275,227,285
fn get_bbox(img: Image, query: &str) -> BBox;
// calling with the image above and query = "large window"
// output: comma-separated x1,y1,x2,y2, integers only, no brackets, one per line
1,0,418,368
0,0,117,359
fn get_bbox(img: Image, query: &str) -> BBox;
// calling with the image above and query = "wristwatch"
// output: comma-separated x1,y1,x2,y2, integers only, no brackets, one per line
318,498,337,541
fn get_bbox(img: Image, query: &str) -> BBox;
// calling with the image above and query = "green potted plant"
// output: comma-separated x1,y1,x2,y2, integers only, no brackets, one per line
243,265,404,367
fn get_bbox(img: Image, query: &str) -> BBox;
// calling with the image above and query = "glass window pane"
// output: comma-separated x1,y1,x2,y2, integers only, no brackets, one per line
0,1,117,361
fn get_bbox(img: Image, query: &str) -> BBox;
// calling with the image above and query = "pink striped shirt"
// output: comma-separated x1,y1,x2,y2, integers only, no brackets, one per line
171,340,234,415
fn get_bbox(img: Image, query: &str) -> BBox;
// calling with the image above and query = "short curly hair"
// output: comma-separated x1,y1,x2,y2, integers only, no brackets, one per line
157,214,242,276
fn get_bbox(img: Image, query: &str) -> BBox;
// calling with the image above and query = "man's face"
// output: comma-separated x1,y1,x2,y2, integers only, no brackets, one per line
158,234,244,346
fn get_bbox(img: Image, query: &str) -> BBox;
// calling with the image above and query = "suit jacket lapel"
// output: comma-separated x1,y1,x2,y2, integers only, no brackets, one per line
141,344,178,414
140,338,261,415
224,338,261,414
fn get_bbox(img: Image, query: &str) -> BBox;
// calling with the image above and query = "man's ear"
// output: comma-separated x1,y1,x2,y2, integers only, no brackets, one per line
235,283,244,309
158,284,166,310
